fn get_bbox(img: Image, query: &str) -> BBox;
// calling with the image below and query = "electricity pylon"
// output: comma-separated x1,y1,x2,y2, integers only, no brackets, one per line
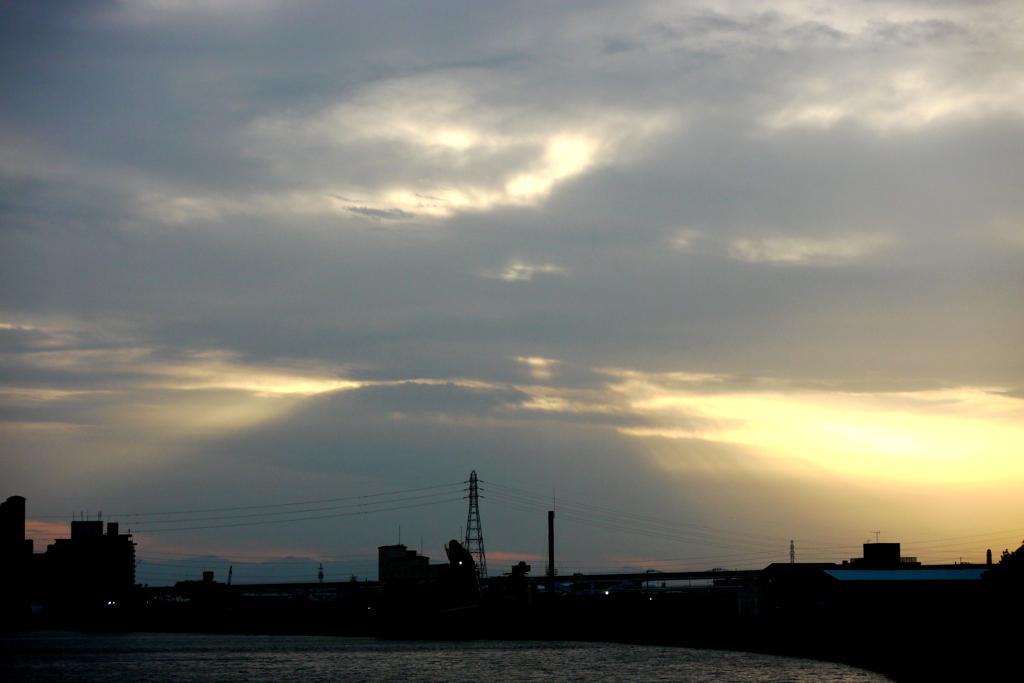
465,470,488,579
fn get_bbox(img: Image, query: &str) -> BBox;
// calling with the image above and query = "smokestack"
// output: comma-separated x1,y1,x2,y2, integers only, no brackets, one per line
987,549,993,565
547,510,555,597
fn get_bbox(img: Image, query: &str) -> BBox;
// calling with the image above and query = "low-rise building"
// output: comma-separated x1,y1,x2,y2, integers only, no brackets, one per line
378,544,437,582
45,521,136,608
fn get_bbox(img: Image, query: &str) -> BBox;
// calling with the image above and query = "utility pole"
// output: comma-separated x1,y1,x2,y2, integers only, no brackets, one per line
465,470,488,579
790,540,795,564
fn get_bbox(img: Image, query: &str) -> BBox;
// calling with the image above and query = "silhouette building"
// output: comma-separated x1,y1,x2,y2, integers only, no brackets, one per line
45,520,136,607
1,495,37,617
1,495,33,557
378,544,437,582
849,543,919,569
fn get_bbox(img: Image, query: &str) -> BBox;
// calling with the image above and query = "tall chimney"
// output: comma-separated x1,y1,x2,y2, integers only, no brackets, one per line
547,510,555,598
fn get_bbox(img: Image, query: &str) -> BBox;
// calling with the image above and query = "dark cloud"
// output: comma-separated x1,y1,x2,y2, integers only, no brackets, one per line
0,326,53,352
346,207,417,220
2,0,1023,566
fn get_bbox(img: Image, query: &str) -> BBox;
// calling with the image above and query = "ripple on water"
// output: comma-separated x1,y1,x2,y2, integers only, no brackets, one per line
0,632,892,683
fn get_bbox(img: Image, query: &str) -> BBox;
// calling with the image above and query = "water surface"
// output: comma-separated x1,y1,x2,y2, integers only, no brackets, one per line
1,632,892,682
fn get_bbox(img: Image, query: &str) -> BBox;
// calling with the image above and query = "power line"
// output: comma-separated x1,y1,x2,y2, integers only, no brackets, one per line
113,482,465,518
128,489,464,526
135,553,377,565
481,479,847,547
131,547,378,558
476,479,867,568
481,486,838,552
128,497,465,533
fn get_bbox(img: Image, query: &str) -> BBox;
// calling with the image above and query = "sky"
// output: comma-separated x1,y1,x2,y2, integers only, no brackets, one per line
2,0,1023,584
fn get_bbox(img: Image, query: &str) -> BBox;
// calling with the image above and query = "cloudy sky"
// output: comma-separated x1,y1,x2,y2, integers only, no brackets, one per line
3,0,1023,582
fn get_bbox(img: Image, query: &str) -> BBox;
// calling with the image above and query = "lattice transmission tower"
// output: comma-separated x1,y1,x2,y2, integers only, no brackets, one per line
464,470,488,579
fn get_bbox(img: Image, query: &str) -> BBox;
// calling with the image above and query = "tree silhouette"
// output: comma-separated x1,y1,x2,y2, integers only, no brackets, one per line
985,539,1024,602
999,540,1024,568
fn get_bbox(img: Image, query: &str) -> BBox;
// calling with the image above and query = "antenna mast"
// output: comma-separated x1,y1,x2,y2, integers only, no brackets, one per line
465,470,488,579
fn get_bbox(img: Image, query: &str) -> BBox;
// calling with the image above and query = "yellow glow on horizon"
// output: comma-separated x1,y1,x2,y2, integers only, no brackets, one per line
162,368,361,396
7,345,363,398
612,375,1024,484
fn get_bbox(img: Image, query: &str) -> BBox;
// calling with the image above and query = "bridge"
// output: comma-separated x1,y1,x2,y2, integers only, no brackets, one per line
528,569,761,595
145,568,761,601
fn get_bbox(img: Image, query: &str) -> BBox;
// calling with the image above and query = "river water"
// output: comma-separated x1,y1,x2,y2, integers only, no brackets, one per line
1,632,891,682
